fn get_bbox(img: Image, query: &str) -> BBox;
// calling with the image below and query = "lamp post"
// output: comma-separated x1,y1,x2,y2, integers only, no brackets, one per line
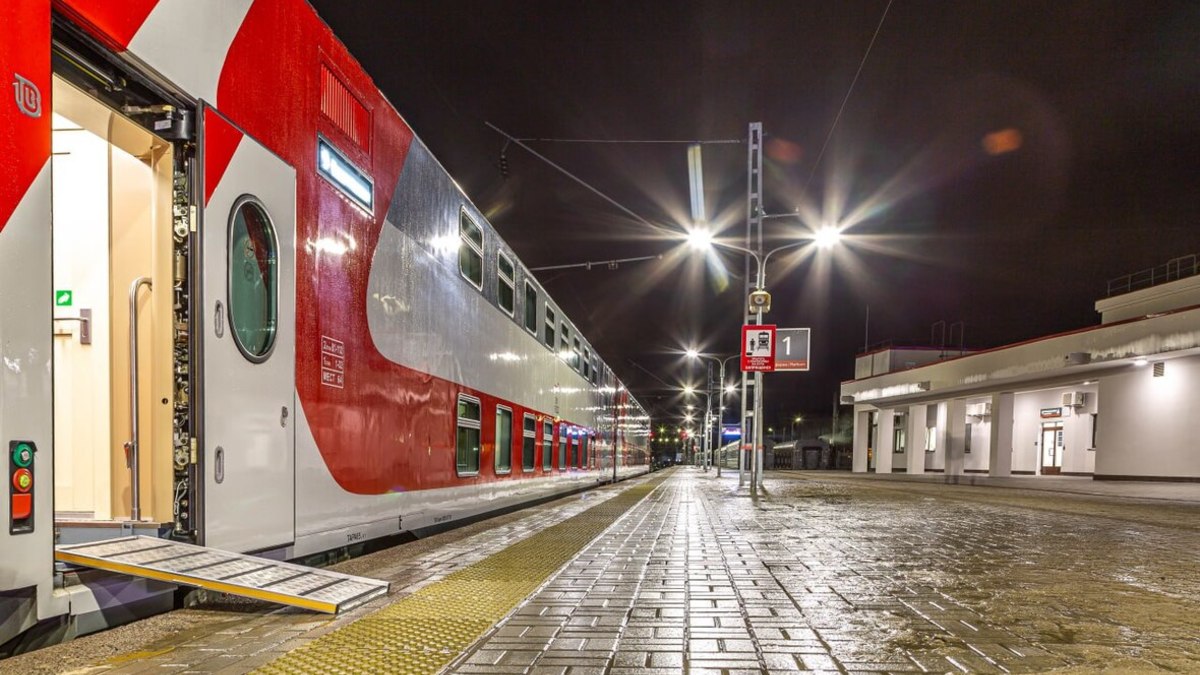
687,226,841,494
791,415,803,441
686,350,740,477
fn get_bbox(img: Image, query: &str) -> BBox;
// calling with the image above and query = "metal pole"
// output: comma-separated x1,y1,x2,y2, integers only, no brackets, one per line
716,359,725,477
126,277,152,522
739,371,748,486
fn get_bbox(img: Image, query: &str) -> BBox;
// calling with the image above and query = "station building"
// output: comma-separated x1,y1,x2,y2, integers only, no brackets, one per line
840,260,1200,481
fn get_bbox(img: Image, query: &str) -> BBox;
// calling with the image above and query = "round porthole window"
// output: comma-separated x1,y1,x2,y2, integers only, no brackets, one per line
227,195,278,362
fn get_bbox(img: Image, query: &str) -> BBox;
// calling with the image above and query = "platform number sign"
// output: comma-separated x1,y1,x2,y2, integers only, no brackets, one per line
774,327,810,371
741,324,776,372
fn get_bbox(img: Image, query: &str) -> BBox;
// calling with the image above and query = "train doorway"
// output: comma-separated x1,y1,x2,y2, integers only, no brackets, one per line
50,76,180,528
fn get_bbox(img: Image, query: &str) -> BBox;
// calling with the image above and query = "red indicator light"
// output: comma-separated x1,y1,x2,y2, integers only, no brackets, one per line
11,493,32,520
12,468,32,493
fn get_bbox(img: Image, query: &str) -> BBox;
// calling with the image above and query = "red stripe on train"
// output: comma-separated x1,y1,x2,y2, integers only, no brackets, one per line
0,1,50,235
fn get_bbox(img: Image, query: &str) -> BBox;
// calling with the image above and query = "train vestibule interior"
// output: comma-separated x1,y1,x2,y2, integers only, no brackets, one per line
51,76,176,526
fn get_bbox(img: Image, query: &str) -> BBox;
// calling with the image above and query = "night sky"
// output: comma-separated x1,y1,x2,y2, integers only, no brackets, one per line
308,0,1200,430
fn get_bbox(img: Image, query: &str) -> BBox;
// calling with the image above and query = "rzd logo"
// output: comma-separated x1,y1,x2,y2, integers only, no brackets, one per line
12,74,41,118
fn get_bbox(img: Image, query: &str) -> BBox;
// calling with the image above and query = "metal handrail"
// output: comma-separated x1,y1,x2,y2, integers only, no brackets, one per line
126,277,152,521
1107,254,1198,296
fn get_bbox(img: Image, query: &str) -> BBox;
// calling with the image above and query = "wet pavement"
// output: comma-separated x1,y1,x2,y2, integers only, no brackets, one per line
7,467,1200,674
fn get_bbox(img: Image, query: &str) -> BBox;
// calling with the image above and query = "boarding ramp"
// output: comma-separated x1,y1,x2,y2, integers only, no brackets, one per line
55,536,388,614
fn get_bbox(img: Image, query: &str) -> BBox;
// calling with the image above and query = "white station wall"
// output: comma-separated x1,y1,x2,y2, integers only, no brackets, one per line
1097,356,1200,479
1012,386,1098,475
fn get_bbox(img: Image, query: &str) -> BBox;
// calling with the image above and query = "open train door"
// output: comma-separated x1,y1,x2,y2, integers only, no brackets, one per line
199,105,296,552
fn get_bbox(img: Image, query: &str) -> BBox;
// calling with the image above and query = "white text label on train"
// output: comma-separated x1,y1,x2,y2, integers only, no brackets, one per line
321,335,345,388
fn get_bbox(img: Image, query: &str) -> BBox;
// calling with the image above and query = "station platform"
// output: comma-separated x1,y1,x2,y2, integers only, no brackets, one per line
6,467,1200,674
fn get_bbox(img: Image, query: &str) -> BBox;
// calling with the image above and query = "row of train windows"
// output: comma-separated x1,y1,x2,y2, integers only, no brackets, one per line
458,210,602,385
455,396,591,476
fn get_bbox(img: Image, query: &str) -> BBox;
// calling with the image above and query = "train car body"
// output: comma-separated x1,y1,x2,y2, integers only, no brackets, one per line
0,0,650,649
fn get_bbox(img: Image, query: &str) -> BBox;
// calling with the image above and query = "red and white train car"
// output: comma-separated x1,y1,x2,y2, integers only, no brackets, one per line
0,0,650,647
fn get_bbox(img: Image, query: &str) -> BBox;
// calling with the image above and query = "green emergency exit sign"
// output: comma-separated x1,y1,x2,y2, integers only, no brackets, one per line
54,290,73,307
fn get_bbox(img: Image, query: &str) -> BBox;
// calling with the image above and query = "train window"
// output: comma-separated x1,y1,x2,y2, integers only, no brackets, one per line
559,324,572,363
581,435,589,467
524,282,538,335
572,337,582,372
571,437,579,467
228,196,279,362
544,306,556,348
495,406,513,473
459,210,483,289
542,421,553,470
559,425,568,468
456,396,481,475
497,252,515,315
592,360,600,385
583,347,592,380
522,414,536,472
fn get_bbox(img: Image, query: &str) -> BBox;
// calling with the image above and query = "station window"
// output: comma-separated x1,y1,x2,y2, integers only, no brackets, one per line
459,210,483,289
227,196,279,362
497,252,515,315
456,395,481,475
542,421,553,470
559,426,568,468
495,406,513,473
522,413,536,472
924,427,937,453
524,282,538,335
544,306,556,349
893,414,907,453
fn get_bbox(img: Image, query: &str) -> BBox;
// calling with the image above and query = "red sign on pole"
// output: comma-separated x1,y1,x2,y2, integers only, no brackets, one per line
741,324,776,372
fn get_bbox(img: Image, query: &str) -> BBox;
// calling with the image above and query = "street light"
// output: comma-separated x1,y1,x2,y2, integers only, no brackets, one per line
686,224,842,493
685,350,741,477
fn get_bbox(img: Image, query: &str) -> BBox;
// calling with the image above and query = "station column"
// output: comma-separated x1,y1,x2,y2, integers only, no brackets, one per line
906,405,926,475
944,399,967,476
988,392,1014,476
875,409,895,474
852,408,870,473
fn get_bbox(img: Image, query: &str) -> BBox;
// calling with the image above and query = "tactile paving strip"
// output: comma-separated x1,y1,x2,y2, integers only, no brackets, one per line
255,476,666,674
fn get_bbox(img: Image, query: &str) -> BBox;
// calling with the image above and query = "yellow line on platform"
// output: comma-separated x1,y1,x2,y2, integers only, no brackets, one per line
255,475,666,675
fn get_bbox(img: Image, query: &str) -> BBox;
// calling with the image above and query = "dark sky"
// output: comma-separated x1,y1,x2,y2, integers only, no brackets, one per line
308,0,1200,429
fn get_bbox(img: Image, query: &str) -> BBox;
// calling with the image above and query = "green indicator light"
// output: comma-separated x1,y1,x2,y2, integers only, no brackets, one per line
12,443,33,468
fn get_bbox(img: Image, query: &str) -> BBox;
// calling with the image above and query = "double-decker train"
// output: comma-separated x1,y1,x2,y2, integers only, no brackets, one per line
0,0,650,647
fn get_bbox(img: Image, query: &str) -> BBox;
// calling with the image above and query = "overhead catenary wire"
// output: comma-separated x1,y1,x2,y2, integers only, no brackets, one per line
512,137,742,145
798,0,894,205
486,122,676,237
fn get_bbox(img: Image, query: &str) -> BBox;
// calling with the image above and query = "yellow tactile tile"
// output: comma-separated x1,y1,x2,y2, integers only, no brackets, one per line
255,477,664,674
